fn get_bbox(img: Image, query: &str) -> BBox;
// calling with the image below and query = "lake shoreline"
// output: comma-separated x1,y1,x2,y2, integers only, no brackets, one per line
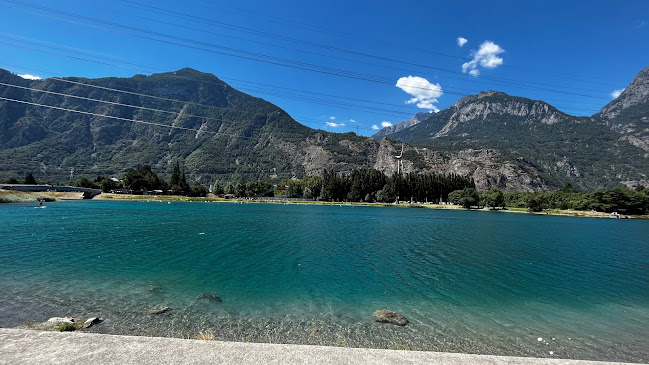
3,189,645,219
95,192,649,220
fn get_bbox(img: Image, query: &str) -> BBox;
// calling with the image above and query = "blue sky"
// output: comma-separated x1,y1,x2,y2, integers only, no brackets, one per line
0,0,648,136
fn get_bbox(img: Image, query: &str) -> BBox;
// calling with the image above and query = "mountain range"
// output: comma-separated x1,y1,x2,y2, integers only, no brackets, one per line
0,66,647,191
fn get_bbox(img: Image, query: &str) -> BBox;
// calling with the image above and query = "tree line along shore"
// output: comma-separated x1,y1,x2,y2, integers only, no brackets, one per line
2,165,648,216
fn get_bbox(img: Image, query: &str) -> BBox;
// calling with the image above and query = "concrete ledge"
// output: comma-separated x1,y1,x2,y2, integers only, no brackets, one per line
0,329,642,365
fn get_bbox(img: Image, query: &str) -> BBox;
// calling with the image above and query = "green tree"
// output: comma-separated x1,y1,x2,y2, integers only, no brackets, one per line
189,182,208,197
99,177,122,193
562,183,576,193
213,182,225,195
484,188,505,209
76,177,99,189
458,188,480,209
24,173,37,185
236,178,247,197
247,180,273,197
179,171,191,195
226,184,235,195
524,192,547,212
123,165,168,192
170,161,182,192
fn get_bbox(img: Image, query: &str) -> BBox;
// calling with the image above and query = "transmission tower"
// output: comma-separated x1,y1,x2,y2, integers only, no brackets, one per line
394,143,404,175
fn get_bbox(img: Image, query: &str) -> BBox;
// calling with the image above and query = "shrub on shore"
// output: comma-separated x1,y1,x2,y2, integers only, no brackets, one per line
0,191,57,204
195,331,215,341
55,322,77,332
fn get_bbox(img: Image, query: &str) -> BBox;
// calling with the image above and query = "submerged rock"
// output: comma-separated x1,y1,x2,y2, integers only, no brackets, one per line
83,317,101,328
197,293,223,303
372,310,409,326
145,285,162,293
148,306,172,315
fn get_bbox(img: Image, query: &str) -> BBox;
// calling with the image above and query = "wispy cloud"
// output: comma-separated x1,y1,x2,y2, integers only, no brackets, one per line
381,121,392,128
326,122,346,127
18,74,42,80
457,37,468,47
462,41,505,77
349,119,356,123
635,19,648,29
611,89,625,99
329,116,336,120
395,76,443,112
371,125,380,130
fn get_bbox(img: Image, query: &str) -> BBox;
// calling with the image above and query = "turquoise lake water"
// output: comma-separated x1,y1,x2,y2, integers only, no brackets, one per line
1,200,648,361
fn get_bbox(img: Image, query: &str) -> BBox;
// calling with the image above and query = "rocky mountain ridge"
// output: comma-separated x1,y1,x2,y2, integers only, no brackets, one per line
371,112,430,140
1,66,648,191
386,67,649,190
595,66,649,153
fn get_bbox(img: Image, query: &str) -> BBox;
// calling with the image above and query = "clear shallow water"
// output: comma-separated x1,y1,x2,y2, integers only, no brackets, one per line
1,200,648,361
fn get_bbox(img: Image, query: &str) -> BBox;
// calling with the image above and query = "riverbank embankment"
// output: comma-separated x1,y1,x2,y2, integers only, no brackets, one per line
0,329,641,365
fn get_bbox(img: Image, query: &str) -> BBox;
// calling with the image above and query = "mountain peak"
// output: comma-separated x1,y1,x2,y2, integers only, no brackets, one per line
142,68,224,83
597,66,649,120
477,90,509,98
453,90,551,112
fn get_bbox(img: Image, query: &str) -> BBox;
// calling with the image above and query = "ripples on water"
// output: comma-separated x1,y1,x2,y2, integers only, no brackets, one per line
1,201,648,362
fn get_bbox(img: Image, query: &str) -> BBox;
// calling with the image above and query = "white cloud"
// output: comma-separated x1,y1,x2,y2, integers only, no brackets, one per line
457,37,468,47
395,76,443,112
371,125,380,130
329,116,336,120
381,121,392,128
462,41,505,77
611,89,625,99
326,122,346,127
416,101,440,113
18,74,42,80
349,119,356,123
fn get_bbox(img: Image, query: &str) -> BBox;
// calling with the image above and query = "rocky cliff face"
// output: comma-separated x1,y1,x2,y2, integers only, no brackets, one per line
435,91,569,138
598,67,649,120
595,67,649,153
387,79,649,190
373,138,548,191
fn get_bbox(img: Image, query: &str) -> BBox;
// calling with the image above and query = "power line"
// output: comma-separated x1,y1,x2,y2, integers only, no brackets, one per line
0,73,602,140
0,43,605,118
0,79,387,131
121,0,616,92
0,95,254,137
0,0,612,102
188,0,616,87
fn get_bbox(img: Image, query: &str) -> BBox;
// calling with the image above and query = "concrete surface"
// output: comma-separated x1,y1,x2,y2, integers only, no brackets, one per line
0,328,644,365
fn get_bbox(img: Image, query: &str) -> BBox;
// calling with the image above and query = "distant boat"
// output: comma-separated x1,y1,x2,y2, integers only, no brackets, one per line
609,212,621,219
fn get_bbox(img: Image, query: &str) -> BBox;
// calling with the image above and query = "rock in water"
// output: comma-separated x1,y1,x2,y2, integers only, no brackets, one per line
372,310,409,326
145,285,162,293
197,293,223,303
83,317,101,328
46,317,75,324
148,306,171,315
